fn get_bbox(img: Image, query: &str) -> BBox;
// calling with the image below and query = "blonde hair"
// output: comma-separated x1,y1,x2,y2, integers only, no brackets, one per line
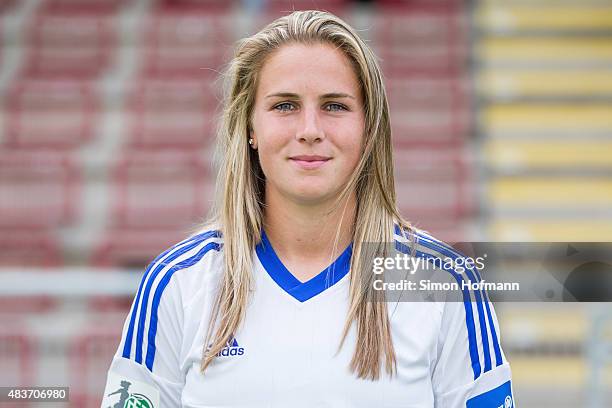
200,10,411,380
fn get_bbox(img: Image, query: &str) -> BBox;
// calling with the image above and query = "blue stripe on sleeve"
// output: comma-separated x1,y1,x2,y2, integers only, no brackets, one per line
482,289,504,367
122,244,176,359
145,241,221,371
417,232,503,368
469,261,503,368
134,230,220,364
414,235,493,374
121,230,219,361
394,238,482,380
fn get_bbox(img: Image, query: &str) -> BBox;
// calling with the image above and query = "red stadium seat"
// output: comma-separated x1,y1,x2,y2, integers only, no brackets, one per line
142,10,232,78
378,0,464,8
372,6,468,75
41,0,130,13
4,81,98,148
0,230,62,267
387,76,471,146
109,151,212,228
157,0,233,11
0,230,60,313
0,151,80,228
127,79,220,148
22,9,116,79
0,325,36,387
394,147,474,222
263,0,349,14
69,323,123,408
0,0,17,13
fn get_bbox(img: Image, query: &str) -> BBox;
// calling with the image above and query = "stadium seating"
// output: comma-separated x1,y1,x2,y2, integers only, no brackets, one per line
69,324,123,408
484,139,612,171
481,104,612,137
264,0,349,14
157,0,234,11
371,6,468,75
0,230,62,267
478,69,612,100
476,4,612,33
141,9,233,78
500,305,588,345
92,150,211,268
490,220,612,242
127,78,220,148
387,75,471,146
477,37,612,67
488,177,612,211
4,81,98,148
475,0,612,250
0,231,60,312
108,151,211,228
22,8,116,79
0,327,36,387
394,147,474,222
0,0,17,13
0,151,80,227
42,0,129,13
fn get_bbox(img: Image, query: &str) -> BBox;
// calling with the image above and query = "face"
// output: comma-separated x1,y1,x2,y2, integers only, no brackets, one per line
251,42,365,206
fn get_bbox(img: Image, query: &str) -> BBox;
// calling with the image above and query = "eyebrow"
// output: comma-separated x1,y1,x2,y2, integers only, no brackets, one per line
265,92,356,100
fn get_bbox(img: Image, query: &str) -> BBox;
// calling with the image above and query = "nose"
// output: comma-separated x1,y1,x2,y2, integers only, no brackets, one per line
295,105,325,144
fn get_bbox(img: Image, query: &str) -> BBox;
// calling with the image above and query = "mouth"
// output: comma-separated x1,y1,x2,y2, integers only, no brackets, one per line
288,155,332,170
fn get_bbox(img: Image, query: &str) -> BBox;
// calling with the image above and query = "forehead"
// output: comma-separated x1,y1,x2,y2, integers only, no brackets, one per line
257,42,361,96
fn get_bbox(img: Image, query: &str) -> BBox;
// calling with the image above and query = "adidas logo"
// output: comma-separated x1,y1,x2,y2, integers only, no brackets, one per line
215,337,245,357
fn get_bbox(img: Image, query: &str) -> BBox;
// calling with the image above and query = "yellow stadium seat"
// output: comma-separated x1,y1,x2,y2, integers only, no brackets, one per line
489,220,612,241
510,356,587,386
477,37,612,65
478,70,612,98
500,305,588,344
481,104,612,135
477,5,612,32
484,139,612,169
488,177,612,208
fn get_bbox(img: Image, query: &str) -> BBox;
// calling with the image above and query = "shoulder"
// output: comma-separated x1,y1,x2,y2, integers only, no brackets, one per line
116,228,224,374
393,224,462,266
139,228,225,307
393,224,482,287
393,223,508,381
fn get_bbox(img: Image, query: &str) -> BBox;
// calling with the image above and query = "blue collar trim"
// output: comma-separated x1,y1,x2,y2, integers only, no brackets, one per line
255,229,352,302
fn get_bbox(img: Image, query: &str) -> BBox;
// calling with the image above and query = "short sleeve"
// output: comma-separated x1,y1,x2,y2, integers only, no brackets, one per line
432,296,515,408
101,262,185,408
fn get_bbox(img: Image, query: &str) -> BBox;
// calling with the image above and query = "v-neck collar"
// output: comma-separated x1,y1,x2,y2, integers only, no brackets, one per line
255,229,353,303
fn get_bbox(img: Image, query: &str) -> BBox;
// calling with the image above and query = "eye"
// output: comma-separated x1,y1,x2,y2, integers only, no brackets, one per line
325,103,347,112
273,102,295,112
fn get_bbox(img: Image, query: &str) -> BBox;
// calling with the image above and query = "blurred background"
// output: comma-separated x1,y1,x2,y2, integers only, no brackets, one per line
0,0,611,406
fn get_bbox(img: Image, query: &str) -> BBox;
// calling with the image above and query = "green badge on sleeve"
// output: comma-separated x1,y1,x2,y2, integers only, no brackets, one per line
102,371,160,408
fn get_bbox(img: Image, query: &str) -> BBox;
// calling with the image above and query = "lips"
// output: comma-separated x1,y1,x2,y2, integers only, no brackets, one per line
289,155,331,170
290,155,331,162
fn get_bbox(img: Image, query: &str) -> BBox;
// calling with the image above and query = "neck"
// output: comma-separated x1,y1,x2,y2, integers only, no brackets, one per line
263,189,356,281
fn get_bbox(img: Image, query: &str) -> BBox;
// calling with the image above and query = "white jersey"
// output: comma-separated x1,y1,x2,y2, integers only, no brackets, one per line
102,226,514,408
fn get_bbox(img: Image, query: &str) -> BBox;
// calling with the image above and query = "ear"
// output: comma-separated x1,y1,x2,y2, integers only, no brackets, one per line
249,130,258,150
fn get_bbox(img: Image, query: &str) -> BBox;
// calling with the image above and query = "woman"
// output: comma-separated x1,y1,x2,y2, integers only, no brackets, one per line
103,10,513,407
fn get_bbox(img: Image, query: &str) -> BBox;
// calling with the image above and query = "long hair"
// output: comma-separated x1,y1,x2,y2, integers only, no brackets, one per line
200,10,412,380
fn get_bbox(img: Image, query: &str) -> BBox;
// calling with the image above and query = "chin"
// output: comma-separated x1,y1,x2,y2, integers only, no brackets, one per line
290,186,335,204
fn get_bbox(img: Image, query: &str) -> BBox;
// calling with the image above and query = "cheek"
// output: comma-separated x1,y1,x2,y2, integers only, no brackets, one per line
258,131,290,166
336,123,364,169
255,122,292,176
